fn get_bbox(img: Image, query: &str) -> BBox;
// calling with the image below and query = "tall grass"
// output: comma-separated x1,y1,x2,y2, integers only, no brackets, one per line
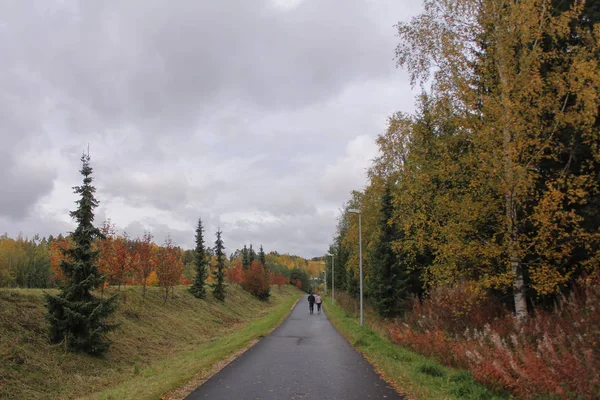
390,283,600,399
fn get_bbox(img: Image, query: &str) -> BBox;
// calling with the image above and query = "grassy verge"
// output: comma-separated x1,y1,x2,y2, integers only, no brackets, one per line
0,285,301,400
323,299,507,400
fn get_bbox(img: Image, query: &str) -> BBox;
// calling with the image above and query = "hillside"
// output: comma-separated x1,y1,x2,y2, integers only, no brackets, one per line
0,284,301,399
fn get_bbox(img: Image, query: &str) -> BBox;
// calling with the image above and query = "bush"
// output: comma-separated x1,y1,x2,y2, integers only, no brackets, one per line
389,282,600,399
242,260,270,301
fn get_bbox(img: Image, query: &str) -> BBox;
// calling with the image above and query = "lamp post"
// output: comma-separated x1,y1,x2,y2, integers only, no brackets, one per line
348,208,363,326
327,253,335,304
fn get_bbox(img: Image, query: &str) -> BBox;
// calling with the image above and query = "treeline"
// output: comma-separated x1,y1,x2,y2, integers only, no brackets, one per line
0,231,315,296
327,0,600,318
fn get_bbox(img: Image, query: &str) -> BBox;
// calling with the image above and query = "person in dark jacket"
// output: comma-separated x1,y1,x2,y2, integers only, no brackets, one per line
308,293,316,314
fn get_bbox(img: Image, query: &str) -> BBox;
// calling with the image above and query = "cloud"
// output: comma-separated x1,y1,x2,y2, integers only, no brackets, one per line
319,135,379,204
0,0,422,257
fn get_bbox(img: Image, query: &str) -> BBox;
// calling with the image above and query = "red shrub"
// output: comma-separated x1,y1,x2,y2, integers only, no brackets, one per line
242,260,270,299
389,284,600,399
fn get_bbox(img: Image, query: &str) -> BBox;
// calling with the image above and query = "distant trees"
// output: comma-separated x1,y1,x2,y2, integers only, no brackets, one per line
189,218,208,299
45,154,118,355
290,268,311,293
212,229,226,301
0,235,53,288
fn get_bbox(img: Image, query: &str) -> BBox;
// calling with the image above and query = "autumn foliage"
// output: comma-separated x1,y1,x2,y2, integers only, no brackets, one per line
387,281,600,399
48,237,74,285
242,260,270,300
155,237,185,303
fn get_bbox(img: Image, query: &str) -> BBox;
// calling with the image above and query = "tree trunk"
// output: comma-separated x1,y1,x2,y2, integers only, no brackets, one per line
499,60,527,320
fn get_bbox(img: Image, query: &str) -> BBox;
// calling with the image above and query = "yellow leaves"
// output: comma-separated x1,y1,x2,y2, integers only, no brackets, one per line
529,264,571,295
146,271,159,287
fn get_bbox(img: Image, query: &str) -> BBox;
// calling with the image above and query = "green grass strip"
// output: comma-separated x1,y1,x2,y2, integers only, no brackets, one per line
324,300,508,400
86,293,301,400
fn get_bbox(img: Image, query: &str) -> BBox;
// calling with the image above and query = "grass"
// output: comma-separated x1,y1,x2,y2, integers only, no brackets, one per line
0,284,301,399
323,299,508,400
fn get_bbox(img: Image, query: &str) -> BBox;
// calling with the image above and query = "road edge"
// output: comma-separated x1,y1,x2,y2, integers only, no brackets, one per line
322,301,408,399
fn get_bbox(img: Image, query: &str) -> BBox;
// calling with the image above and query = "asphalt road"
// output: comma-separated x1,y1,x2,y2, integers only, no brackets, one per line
185,295,404,400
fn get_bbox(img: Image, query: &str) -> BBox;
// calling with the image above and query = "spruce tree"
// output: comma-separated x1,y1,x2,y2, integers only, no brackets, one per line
258,245,266,267
370,183,409,317
257,245,270,299
212,229,226,301
45,154,118,355
242,245,250,270
249,244,256,262
189,218,208,299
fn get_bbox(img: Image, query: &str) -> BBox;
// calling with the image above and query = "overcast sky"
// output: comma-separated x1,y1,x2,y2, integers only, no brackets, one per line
0,0,422,258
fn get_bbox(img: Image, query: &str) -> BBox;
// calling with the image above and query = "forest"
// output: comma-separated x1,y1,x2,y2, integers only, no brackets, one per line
324,0,600,398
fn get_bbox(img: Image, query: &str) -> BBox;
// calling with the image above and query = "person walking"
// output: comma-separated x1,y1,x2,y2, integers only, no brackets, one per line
308,293,315,314
315,293,322,314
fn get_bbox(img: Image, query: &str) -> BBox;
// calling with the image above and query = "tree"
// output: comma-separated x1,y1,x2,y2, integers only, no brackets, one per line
290,267,311,293
189,218,209,299
395,0,600,317
249,244,256,262
155,236,184,303
133,231,156,297
259,245,266,268
241,245,250,270
242,259,271,300
369,182,410,317
212,229,226,301
45,154,118,355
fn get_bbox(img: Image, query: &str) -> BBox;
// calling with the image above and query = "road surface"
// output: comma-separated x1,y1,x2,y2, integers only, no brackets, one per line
186,295,404,400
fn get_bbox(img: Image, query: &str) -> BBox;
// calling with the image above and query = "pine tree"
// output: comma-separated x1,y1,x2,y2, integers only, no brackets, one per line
370,183,409,317
242,245,250,270
212,229,226,301
45,154,118,355
189,218,208,299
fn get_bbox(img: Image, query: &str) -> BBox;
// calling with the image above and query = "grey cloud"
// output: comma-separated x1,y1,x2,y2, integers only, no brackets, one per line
1,0,421,257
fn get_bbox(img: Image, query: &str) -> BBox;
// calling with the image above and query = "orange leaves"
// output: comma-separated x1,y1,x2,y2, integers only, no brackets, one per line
270,272,289,287
48,237,74,284
155,236,184,302
146,270,159,287
226,262,244,285
241,260,270,299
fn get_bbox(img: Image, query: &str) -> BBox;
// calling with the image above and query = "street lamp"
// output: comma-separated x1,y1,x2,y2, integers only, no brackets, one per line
348,208,363,326
326,253,334,304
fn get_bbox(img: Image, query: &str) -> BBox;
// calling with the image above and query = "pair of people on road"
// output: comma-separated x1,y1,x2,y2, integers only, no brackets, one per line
307,292,322,314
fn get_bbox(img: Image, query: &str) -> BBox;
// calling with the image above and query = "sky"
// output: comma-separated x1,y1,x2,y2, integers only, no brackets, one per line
0,0,422,258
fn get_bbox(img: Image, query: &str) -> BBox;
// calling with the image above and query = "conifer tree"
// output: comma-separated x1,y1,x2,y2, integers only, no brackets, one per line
249,244,256,262
259,245,266,267
189,218,208,299
45,154,118,355
242,245,250,270
369,183,409,317
212,229,226,301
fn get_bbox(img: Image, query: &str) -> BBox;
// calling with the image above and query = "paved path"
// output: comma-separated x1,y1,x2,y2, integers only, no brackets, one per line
186,295,403,400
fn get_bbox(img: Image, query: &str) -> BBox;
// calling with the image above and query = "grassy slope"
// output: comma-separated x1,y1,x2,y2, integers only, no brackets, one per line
0,285,301,400
324,299,508,400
